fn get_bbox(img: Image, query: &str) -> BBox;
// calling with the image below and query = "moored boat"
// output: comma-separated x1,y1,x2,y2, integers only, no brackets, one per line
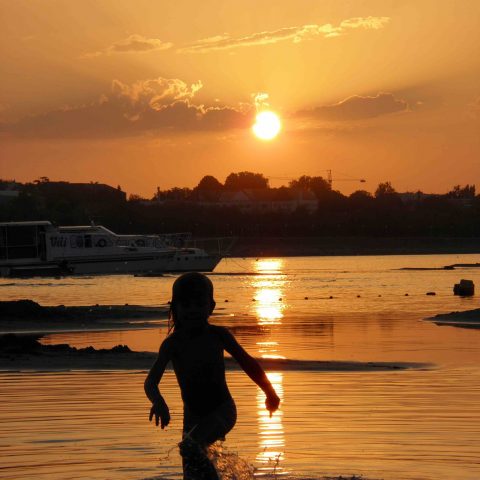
0,221,225,277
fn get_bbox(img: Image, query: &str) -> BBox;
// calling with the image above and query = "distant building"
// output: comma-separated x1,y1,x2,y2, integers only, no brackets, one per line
34,181,127,203
398,191,473,208
398,192,437,205
213,188,318,212
0,181,21,205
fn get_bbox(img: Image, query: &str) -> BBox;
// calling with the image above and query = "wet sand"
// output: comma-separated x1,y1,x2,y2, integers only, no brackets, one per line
0,333,430,372
0,300,169,332
426,307,480,329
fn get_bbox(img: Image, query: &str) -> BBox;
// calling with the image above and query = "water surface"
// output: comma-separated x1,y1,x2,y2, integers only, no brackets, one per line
1,254,480,479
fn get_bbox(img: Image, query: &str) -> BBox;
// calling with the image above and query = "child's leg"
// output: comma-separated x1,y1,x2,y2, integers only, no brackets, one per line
179,436,219,480
180,399,237,480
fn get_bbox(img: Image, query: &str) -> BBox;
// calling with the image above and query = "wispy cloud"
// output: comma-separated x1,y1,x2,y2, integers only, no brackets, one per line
83,34,173,58
296,93,409,121
179,16,390,53
2,77,254,138
252,93,270,111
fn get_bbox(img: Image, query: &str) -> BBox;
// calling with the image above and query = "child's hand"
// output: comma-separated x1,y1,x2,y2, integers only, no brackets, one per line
149,400,170,429
265,392,280,417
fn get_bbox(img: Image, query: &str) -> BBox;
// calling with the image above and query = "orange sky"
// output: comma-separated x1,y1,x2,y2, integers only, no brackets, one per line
1,0,479,197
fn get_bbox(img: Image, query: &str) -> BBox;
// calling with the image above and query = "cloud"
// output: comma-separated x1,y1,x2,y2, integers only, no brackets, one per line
3,77,254,138
253,93,270,111
179,16,389,53
297,93,409,121
83,34,173,58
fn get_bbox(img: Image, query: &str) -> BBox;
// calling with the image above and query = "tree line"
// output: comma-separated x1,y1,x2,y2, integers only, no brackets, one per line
1,173,479,237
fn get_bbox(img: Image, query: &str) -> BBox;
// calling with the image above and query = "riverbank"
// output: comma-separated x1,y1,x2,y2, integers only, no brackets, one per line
427,307,480,329
0,300,169,332
0,333,430,372
230,236,480,257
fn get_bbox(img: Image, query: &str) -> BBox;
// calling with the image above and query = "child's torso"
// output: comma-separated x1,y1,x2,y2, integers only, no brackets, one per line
171,326,231,414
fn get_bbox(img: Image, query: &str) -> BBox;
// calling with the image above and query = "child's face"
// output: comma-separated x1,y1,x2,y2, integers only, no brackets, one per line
175,292,214,330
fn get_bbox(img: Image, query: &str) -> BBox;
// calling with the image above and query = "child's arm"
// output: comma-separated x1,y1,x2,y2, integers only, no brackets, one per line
144,336,173,429
218,326,280,415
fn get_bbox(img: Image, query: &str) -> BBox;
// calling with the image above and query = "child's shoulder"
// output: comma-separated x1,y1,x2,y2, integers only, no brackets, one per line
208,324,237,345
208,324,229,336
160,332,178,350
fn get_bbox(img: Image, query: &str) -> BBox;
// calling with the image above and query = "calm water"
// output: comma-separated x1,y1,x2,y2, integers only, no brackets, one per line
1,255,480,479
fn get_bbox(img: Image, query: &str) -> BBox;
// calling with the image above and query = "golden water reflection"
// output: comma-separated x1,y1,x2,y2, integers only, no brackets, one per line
252,259,286,328
252,259,287,472
256,372,285,475
255,288,284,325
254,259,283,274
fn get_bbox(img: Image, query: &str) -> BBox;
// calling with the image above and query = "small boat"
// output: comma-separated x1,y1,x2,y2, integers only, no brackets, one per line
0,221,227,277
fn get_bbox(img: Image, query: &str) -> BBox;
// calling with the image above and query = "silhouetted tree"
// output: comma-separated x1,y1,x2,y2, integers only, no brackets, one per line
1,177,479,238
349,190,374,209
34,176,50,184
128,194,146,202
196,175,223,191
224,172,269,190
447,184,476,199
193,175,224,201
375,181,397,197
153,187,192,201
289,175,331,199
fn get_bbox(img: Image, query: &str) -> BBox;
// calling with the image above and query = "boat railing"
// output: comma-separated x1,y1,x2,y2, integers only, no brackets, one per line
186,236,236,256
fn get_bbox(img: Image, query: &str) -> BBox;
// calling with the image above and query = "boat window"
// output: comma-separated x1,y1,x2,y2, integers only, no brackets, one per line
84,235,92,248
95,237,112,248
70,236,84,248
1,225,39,259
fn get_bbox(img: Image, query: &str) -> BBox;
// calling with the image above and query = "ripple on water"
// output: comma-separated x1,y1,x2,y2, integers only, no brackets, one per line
1,367,480,480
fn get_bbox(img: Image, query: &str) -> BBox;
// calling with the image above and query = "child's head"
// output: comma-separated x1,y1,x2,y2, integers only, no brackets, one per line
169,272,216,332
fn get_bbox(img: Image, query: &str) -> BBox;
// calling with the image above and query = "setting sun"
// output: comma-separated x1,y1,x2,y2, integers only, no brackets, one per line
252,111,282,140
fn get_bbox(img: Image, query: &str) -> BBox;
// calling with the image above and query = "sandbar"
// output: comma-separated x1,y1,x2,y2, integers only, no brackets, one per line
426,308,480,329
0,299,169,333
0,333,431,372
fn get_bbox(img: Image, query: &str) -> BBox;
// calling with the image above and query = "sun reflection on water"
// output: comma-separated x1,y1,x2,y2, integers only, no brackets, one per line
254,259,284,274
252,259,286,328
256,372,285,474
251,259,287,473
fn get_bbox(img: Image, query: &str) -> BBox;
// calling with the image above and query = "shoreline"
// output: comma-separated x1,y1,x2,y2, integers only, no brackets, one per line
0,300,169,333
426,308,480,329
0,333,431,372
230,236,480,257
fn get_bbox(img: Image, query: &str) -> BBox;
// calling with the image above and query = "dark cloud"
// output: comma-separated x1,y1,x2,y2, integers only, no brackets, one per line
3,78,254,139
297,93,409,121
180,16,389,53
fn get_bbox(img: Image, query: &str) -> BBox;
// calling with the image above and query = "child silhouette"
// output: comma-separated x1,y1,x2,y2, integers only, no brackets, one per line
145,272,280,480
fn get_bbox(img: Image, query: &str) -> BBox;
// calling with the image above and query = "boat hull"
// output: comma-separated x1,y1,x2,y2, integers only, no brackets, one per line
163,255,222,273
1,253,176,277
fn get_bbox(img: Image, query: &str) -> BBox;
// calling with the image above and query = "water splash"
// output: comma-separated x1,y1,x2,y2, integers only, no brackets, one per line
209,442,256,480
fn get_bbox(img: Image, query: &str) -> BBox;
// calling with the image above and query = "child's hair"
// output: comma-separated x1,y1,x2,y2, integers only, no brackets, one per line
168,272,215,333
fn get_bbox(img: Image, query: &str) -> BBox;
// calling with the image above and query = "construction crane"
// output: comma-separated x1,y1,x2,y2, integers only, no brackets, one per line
267,171,366,188
325,170,366,189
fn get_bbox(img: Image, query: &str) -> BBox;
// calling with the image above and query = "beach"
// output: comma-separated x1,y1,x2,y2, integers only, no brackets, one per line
1,254,480,480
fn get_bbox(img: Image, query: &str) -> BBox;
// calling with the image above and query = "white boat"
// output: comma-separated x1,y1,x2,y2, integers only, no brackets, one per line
0,221,224,277
164,247,222,273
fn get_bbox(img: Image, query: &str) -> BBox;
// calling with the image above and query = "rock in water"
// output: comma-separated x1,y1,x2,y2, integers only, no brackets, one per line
453,279,475,296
